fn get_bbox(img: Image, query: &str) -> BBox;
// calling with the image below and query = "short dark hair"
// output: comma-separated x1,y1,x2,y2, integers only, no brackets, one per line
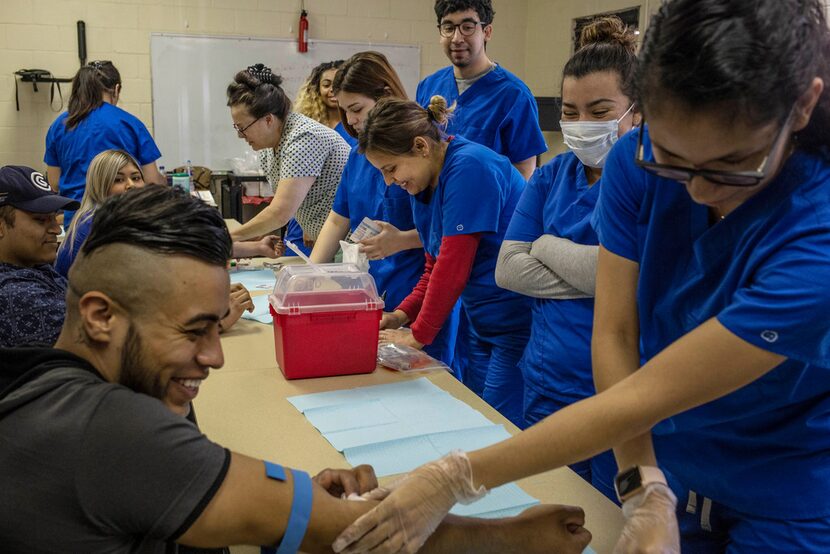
82,185,231,266
0,205,15,227
434,0,494,25
638,0,830,156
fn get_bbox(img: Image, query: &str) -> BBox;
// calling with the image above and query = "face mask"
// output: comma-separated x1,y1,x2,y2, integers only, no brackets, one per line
560,104,634,168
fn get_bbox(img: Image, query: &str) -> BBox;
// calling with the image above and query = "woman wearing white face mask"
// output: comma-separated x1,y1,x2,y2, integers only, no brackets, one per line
494,15,639,501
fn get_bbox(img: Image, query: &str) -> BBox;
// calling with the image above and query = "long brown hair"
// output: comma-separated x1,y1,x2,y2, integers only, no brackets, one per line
66,61,121,129
333,51,409,138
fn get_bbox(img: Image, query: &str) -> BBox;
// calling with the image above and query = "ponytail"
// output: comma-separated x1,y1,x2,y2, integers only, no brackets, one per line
66,61,121,129
359,96,453,155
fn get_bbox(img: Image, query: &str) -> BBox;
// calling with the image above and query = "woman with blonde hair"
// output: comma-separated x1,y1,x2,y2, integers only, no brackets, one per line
55,149,145,277
294,60,354,146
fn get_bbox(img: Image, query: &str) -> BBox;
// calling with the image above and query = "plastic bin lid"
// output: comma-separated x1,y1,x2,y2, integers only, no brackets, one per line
268,262,385,315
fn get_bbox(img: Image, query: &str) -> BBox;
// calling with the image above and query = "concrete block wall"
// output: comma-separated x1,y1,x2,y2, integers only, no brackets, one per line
0,0,527,168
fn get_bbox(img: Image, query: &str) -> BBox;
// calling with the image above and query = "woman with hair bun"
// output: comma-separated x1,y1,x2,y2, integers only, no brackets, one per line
333,1,830,553
44,61,164,227
226,64,350,246
495,15,639,502
359,95,532,429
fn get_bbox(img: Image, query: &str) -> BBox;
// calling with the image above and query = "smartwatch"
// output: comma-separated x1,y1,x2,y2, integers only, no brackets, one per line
614,465,668,503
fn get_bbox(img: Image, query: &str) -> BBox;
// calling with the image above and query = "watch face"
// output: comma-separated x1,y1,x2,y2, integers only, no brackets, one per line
615,467,643,497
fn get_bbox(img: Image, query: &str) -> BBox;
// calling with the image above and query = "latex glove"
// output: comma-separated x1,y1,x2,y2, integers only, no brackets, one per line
313,465,378,498
332,450,487,554
614,483,680,554
378,327,423,350
359,221,402,260
379,310,408,330
220,283,254,331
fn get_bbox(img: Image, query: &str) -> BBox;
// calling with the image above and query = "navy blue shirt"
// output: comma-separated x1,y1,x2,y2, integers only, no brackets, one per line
0,263,67,347
416,65,546,163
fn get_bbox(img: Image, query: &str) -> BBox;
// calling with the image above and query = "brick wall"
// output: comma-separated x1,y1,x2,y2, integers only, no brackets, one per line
0,0,527,168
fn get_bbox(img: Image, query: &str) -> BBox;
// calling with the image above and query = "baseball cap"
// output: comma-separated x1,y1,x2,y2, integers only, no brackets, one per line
0,165,80,213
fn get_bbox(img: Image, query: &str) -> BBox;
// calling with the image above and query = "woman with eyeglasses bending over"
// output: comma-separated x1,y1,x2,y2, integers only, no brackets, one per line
226,64,351,247
331,1,830,553
44,61,165,227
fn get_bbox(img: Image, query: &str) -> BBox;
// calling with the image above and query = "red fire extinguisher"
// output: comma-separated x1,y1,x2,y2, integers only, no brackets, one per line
298,9,309,53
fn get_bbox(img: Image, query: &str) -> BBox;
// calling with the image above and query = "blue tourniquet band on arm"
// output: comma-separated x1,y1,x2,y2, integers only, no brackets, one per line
261,461,313,554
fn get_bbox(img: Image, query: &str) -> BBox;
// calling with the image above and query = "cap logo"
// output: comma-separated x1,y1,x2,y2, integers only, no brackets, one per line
30,171,50,191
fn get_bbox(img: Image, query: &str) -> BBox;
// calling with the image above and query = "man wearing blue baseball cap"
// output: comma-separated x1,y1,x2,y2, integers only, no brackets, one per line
0,165,79,347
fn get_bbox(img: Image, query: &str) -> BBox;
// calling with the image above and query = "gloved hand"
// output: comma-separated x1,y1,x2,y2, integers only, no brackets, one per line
614,483,680,554
332,450,487,554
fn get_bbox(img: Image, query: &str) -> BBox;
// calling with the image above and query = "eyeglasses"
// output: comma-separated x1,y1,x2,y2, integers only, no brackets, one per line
438,20,487,38
88,60,112,70
233,115,264,137
634,108,795,187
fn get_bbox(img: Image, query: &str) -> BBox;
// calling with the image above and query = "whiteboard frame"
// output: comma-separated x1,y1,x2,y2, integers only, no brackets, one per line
150,33,421,170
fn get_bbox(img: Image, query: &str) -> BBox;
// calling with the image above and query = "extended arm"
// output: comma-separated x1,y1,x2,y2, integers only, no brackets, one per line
141,162,166,186
231,177,315,241
310,211,351,264
179,453,590,554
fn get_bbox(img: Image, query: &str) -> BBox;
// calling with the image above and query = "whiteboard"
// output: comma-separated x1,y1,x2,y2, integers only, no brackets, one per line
150,34,421,170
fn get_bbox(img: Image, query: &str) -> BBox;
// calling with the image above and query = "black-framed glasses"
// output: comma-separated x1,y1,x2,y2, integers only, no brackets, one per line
233,115,264,137
438,20,487,38
634,108,795,187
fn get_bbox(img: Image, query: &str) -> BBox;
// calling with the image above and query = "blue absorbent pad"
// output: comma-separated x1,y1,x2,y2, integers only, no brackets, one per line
344,425,511,477
449,483,539,517
287,378,446,412
241,294,273,324
230,268,278,291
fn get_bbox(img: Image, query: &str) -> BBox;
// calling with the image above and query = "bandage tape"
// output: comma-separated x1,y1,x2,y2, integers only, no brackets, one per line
261,461,313,554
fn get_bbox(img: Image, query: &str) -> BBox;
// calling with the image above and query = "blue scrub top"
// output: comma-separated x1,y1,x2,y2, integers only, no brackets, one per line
54,213,93,278
416,65,547,163
411,136,532,336
505,152,599,402
334,122,358,148
44,103,161,225
594,127,830,519
332,149,424,309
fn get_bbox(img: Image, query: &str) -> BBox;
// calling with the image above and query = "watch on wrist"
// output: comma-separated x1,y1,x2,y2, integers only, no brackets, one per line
614,465,668,503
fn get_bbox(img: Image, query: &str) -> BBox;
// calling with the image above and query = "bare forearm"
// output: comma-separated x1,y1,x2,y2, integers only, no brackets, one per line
311,212,350,263
496,240,587,299
396,229,423,251
513,157,537,181
232,203,291,242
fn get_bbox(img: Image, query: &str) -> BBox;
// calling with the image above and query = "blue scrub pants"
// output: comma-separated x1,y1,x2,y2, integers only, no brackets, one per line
671,485,830,553
523,387,619,503
458,320,529,430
